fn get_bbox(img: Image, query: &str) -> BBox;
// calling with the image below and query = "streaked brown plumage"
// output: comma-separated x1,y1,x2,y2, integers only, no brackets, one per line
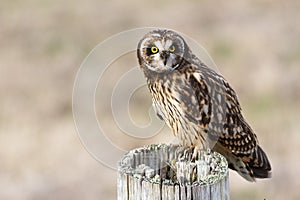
137,29,271,181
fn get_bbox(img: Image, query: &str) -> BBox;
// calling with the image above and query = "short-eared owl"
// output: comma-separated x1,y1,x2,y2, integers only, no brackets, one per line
137,29,271,181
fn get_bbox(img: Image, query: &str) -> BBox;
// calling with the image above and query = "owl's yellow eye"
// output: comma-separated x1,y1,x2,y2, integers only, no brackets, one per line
151,46,159,54
169,45,176,53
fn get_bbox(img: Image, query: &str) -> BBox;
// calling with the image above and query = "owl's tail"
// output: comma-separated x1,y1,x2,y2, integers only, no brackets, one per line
243,145,272,179
214,142,272,182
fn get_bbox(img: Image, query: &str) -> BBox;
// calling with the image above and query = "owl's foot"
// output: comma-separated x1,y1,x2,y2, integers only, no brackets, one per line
192,145,200,161
177,146,211,162
178,146,199,162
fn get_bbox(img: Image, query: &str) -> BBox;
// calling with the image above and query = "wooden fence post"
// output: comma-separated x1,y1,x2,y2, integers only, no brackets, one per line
117,144,230,200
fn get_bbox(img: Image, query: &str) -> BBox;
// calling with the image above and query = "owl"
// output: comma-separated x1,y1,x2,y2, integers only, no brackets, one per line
137,29,271,181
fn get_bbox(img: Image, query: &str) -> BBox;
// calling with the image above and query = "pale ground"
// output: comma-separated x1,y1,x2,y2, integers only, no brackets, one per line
1,0,300,199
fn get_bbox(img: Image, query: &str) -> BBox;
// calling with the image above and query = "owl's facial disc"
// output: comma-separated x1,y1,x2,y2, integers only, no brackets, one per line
138,36,185,73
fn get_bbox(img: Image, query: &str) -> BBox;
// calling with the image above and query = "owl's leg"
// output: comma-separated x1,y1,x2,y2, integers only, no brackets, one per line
176,145,198,184
192,145,200,161
178,146,194,161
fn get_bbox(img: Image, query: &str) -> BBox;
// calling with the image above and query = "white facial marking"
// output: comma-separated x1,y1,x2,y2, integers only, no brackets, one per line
152,53,160,60
165,40,173,50
166,53,176,67
154,41,164,50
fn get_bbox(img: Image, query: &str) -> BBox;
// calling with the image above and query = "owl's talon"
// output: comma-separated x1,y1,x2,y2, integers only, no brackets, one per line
177,146,197,161
192,146,200,161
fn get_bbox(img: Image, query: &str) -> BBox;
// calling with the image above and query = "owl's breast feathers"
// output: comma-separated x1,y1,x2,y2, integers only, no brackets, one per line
144,56,271,181
147,69,207,148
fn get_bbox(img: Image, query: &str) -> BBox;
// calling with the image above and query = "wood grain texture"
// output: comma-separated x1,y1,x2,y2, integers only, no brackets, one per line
117,144,230,200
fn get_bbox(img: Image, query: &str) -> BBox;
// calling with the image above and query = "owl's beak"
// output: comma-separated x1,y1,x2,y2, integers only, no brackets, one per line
161,51,170,66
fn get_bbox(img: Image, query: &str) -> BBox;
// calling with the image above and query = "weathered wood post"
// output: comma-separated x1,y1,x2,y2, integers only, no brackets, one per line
117,144,229,200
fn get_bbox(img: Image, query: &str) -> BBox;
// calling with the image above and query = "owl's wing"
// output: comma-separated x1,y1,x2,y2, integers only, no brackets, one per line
191,68,271,180
191,69,258,154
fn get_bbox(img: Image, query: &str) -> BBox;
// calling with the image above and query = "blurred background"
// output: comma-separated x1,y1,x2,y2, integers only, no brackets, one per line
1,0,300,199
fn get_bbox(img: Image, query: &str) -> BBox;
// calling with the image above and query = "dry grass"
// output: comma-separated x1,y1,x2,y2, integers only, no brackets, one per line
1,0,300,199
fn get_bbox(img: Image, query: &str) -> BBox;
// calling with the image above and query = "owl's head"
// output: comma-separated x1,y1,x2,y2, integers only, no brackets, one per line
137,29,188,73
